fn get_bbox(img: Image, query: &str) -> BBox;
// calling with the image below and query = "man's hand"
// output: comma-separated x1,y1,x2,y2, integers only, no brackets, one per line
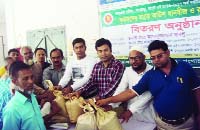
102,105,112,111
67,90,81,99
120,109,133,123
96,98,110,106
54,85,62,90
62,86,73,95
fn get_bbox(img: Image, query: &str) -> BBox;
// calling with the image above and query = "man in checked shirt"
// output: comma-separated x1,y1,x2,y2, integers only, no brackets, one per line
70,38,125,102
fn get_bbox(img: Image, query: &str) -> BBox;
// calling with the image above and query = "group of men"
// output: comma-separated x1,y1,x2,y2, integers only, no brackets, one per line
0,38,199,130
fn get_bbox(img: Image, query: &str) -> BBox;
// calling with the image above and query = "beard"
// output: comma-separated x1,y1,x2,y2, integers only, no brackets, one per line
18,87,34,95
132,64,144,71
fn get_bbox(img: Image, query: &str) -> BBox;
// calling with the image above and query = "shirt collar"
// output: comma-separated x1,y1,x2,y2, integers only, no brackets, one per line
99,55,115,68
49,64,65,70
15,91,35,104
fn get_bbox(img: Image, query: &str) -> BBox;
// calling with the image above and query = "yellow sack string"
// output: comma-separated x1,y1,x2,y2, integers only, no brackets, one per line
53,92,68,118
44,80,69,118
65,96,84,123
88,99,124,130
75,103,98,130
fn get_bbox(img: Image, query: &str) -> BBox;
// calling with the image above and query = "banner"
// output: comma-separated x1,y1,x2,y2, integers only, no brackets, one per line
99,0,200,67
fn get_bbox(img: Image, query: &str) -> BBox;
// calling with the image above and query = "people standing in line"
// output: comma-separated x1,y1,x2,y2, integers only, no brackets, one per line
96,40,200,130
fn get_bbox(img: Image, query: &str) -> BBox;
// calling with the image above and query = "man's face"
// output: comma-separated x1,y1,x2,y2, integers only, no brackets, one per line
35,50,46,63
9,52,19,61
150,49,170,68
22,48,33,62
50,50,63,67
73,42,86,59
5,58,14,70
129,50,145,71
97,44,112,62
13,69,34,92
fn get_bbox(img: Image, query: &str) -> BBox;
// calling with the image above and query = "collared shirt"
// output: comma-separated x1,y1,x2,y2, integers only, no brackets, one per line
0,78,11,129
59,55,97,90
113,64,153,113
3,91,46,130
43,64,66,89
133,59,200,120
81,57,125,99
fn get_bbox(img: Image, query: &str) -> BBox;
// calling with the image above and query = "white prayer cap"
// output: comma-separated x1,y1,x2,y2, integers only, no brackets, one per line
129,45,145,54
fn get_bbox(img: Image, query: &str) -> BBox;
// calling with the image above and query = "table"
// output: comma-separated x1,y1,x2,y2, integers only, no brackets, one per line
48,119,156,130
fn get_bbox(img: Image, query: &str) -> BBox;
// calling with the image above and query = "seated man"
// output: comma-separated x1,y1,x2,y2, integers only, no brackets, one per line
2,61,46,130
43,48,66,89
70,38,125,100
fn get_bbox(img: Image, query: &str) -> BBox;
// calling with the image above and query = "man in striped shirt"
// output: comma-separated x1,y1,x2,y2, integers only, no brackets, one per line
70,38,125,101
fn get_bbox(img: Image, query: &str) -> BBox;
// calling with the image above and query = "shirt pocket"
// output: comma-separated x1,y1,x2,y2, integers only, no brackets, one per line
21,112,40,130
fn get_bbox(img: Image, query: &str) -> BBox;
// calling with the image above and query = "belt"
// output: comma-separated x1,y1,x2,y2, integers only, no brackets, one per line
159,114,191,125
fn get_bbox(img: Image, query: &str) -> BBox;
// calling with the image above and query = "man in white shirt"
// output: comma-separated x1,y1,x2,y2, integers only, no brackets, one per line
112,46,155,129
56,38,97,93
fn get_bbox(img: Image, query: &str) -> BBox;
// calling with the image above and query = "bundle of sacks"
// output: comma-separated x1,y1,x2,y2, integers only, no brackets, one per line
76,99,124,130
39,80,85,125
38,80,124,130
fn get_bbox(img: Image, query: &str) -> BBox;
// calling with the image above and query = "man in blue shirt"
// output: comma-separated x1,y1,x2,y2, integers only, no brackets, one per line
2,61,46,130
97,40,200,130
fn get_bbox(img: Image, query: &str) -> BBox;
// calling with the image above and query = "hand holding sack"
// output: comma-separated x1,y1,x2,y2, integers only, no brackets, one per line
53,90,69,118
65,96,84,123
44,80,68,118
88,99,124,130
75,103,98,130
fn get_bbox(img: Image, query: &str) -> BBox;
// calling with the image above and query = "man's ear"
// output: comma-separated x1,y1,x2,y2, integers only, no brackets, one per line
166,50,170,56
12,78,17,85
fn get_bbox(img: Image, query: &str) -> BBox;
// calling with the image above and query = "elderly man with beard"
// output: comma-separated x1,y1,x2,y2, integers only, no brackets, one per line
2,61,46,130
20,46,43,88
111,46,155,130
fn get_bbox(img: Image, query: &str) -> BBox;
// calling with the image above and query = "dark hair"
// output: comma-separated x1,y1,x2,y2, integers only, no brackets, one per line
72,38,85,47
9,61,31,78
8,48,19,55
95,38,112,51
34,48,47,55
50,48,64,58
148,40,168,52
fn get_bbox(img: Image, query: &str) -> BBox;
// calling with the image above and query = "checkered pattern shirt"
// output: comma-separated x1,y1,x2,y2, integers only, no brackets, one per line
80,57,125,99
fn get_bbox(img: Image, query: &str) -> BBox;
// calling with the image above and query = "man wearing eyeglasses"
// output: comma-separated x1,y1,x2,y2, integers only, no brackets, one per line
97,40,200,130
111,46,155,130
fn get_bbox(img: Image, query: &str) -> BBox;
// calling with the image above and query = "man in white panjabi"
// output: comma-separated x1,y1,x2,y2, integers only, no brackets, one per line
112,46,156,130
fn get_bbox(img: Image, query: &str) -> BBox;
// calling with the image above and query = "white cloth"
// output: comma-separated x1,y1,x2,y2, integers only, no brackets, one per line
58,55,97,90
112,64,155,123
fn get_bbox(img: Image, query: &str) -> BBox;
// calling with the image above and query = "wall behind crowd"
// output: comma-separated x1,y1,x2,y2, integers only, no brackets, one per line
0,0,100,65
